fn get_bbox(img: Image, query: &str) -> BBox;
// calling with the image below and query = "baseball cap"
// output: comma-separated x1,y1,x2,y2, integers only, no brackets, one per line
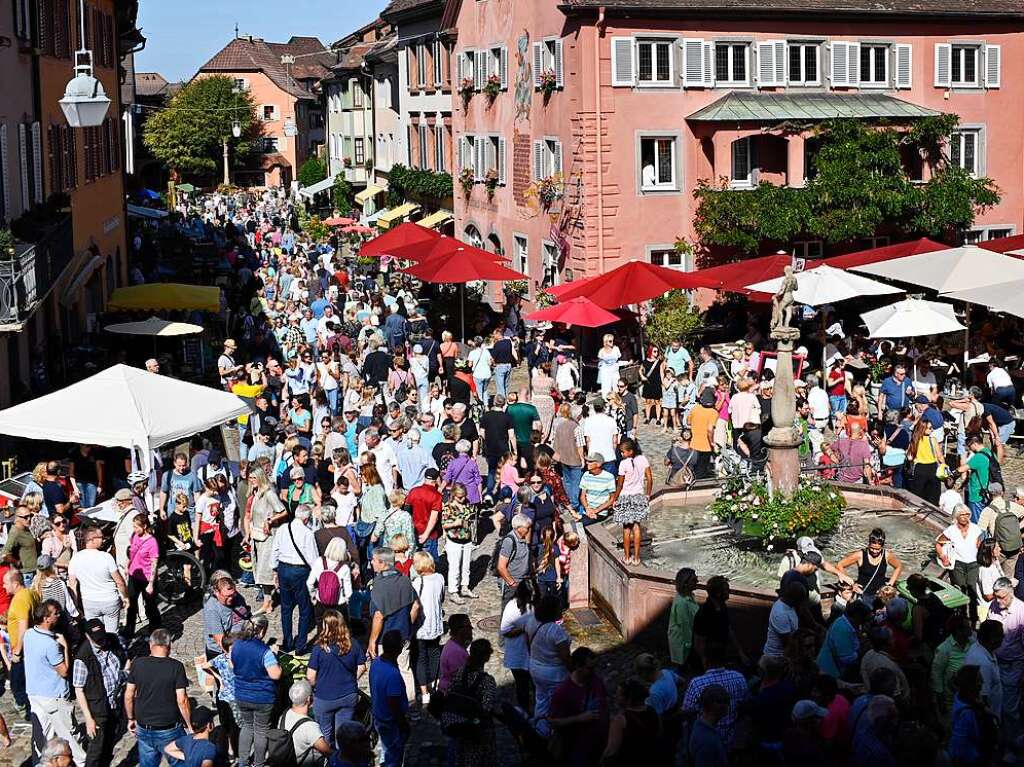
801,551,823,567
796,536,821,557
190,706,215,731
84,618,107,640
36,554,55,571
586,452,605,464
914,394,930,404
792,700,828,721
114,488,133,501
424,468,440,480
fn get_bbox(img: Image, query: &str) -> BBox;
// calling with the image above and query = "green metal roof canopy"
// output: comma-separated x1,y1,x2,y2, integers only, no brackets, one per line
686,92,941,122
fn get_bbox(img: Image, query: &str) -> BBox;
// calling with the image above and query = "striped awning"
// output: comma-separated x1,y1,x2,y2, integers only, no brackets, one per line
416,210,453,230
298,175,336,199
355,184,384,204
377,203,420,229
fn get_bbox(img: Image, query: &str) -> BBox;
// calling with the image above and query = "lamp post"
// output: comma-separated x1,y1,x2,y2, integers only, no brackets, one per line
59,0,111,127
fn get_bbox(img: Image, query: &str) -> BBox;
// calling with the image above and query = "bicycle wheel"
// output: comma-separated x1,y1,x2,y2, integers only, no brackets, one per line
158,550,207,604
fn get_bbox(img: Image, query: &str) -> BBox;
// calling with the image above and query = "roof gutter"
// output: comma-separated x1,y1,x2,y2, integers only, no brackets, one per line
595,6,607,274
557,3,1024,21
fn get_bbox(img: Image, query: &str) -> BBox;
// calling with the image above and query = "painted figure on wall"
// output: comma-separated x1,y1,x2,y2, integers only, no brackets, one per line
514,30,532,122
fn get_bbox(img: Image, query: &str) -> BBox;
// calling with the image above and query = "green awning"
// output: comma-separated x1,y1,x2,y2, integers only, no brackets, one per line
686,92,941,122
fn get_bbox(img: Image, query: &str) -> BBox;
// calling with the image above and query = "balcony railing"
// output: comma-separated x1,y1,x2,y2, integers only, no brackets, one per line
0,216,74,327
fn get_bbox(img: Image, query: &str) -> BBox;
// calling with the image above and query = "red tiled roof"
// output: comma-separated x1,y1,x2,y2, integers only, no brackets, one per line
135,72,170,97
561,0,1024,15
382,0,443,20
198,36,328,99
260,153,292,170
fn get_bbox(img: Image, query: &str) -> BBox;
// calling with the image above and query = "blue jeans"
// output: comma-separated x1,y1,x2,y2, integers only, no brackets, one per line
829,395,848,415
326,388,339,415
419,537,439,561
376,720,409,767
136,724,184,767
494,364,512,398
78,482,98,508
9,659,26,709
474,377,491,408
561,465,584,516
999,421,1015,445
485,454,501,497
278,562,313,654
313,692,358,750
994,386,1017,407
969,500,984,524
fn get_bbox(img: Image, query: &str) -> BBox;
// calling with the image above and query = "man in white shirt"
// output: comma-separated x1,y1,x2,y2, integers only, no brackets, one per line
217,339,240,389
694,347,720,394
362,427,399,495
763,581,805,659
805,374,831,429
964,620,1005,719
913,358,937,395
68,527,130,635
282,681,332,766
583,399,619,475
271,505,318,655
987,361,1016,407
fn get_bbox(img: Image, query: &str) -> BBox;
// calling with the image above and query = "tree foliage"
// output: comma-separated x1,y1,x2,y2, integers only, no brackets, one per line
142,75,259,178
333,176,353,216
694,116,1000,254
386,164,453,207
645,291,704,350
298,156,327,188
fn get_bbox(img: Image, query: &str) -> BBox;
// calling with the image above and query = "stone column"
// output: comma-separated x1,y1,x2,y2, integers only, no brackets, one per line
765,326,803,498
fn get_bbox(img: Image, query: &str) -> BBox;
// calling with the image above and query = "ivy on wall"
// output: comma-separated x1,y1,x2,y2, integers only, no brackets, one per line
386,164,453,207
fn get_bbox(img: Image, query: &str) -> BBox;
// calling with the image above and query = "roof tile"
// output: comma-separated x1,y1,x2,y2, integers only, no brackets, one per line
563,0,1024,15
198,36,329,99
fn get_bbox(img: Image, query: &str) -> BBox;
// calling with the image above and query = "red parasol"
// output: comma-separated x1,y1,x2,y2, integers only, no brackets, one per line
413,235,511,264
341,225,374,235
525,296,620,328
554,260,700,309
403,239,525,282
359,222,441,259
323,216,355,227
544,276,596,298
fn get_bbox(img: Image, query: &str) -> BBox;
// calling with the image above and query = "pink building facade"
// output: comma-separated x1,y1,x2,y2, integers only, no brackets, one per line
447,0,1024,288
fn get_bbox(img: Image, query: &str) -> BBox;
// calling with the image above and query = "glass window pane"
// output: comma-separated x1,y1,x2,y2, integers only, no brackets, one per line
860,46,871,80
657,139,673,184
650,251,666,266
715,45,729,81
805,46,817,82
789,45,801,82
951,134,962,168
656,43,670,81
965,48,976,83
952,49,962,82
964,133,976,174
875,47,886,82
638,44,652,81
732,45,745,82
732,139,749,180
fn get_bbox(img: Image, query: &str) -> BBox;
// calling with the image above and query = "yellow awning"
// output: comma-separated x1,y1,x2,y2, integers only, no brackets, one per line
416,210,453,230
377,203,420,229
108,284,221,313
355,184,384,204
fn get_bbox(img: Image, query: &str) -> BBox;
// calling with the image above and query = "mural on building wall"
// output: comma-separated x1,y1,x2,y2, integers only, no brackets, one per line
514,30,532,123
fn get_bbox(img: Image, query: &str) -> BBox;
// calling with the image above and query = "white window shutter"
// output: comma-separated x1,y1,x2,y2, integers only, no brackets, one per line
18,124,29,208
554,40,564,87
500,46,509,89
703,42,714,85
985,45,1001,88
498,136,507,185
533,140,544,180
0,125,9,221
474,136,485,180
773,40,787,84
456,51,464,83
682,38,707,86
611,37,635,86
475,50,487,90
553,140,563,176
533,42,543,88
830,42,850,87
486,137,497,173
895,44,912,88
757,41,778,86
31,122,42,204
934,43,951,87
847,42,860,86
460,136,469,172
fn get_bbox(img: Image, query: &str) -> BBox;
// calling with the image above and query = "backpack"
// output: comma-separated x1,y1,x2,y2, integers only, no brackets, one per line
994,509,1023,553
489,532,524,577
979,449,1004,503
265,714,314,767
316,557,344,606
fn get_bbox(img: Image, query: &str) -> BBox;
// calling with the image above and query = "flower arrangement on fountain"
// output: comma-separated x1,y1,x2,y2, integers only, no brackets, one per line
539,70,558,96
458,77,475,99
710,474,846,545
483,74,502,99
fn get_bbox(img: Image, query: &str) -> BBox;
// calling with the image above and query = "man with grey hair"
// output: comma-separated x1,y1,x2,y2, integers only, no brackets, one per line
443,401,479,457
805,373,830,432
362,427,399,494
496,513,533,608
394,426,433,491
145,358,160,374
272,504,317,656
980,482,1024,579
989,576,1024,738
366,547,419,702
282,680,333,766
125,628,191,767
38,737,74,767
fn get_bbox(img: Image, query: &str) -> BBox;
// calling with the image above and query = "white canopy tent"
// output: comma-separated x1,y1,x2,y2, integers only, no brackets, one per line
860,298,966,338
942,280,1024,321
745,264,903,305
0,364,248,473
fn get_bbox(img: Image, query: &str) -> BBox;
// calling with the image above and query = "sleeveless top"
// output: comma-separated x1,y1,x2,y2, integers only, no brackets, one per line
856,549,888,595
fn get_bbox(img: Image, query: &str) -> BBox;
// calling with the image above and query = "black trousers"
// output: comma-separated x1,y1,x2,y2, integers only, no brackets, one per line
84,710,119,767
124,572,161,637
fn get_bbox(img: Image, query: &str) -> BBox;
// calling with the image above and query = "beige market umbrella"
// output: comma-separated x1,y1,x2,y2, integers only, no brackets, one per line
745,264,903,306
105,316,204,337
942,280,1024,321
860,298,966,338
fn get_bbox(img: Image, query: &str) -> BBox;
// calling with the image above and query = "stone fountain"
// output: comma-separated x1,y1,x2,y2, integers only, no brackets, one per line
764,265,803,498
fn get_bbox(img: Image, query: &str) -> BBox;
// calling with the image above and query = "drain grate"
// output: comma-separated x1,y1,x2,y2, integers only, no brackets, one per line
570,608,603,627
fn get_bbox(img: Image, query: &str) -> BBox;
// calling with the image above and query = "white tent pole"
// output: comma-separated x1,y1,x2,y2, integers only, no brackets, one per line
963,303,971,386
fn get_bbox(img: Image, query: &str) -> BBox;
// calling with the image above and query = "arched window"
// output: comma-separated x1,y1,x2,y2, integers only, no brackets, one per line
464,224,483,248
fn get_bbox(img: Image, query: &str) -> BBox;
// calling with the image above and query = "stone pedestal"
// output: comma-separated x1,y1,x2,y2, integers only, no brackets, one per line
765,326,802,499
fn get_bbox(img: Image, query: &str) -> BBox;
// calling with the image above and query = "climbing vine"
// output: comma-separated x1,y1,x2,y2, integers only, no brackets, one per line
693,115,1000,254
387,164,454,207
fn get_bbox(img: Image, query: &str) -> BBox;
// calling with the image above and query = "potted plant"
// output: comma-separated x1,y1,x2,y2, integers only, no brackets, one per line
484,74,501,100
458,77,475,100
484,168,499,200
343,157,352,168
540,70,558,97
458,167,475,198
536,174,564,210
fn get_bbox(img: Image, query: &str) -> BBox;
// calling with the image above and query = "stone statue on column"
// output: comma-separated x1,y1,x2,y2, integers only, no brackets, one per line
765,265,802,498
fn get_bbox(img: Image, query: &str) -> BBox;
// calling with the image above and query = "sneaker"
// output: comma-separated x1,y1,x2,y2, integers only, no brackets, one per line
449,593,465,605
461,588,479,599
421,692,431,708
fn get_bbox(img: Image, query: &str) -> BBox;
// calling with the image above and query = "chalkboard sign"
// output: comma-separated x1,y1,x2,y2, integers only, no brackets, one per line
182,338,205,373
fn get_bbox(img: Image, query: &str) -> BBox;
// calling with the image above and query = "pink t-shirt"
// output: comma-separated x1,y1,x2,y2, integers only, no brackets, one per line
500,463,521,493
618,455,651,496
438,639,469,692
128,533,160,581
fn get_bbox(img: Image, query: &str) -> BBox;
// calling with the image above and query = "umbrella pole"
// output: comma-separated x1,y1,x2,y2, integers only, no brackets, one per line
963,303,971,387
460,283,466,342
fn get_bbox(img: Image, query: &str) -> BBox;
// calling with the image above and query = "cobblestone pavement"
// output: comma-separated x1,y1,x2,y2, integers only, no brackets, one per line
6,365,1024,767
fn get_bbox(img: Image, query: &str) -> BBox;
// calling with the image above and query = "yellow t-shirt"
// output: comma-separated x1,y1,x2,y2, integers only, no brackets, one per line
914,435,938,465
231,383,265,425
8,588,39,653
690,406,718,452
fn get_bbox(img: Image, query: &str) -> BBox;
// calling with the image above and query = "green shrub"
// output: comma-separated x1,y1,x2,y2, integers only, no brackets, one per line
710,475,846,545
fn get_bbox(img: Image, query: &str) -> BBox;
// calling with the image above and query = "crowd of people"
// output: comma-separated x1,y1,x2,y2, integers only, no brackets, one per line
5,182,1024,767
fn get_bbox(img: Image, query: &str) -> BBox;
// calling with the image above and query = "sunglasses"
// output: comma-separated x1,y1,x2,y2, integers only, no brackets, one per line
16,514,30,520
530,480,544,485
53,520,67,527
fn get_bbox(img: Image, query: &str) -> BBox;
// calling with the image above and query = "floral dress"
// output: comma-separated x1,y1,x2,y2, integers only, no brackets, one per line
439,667,497,767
